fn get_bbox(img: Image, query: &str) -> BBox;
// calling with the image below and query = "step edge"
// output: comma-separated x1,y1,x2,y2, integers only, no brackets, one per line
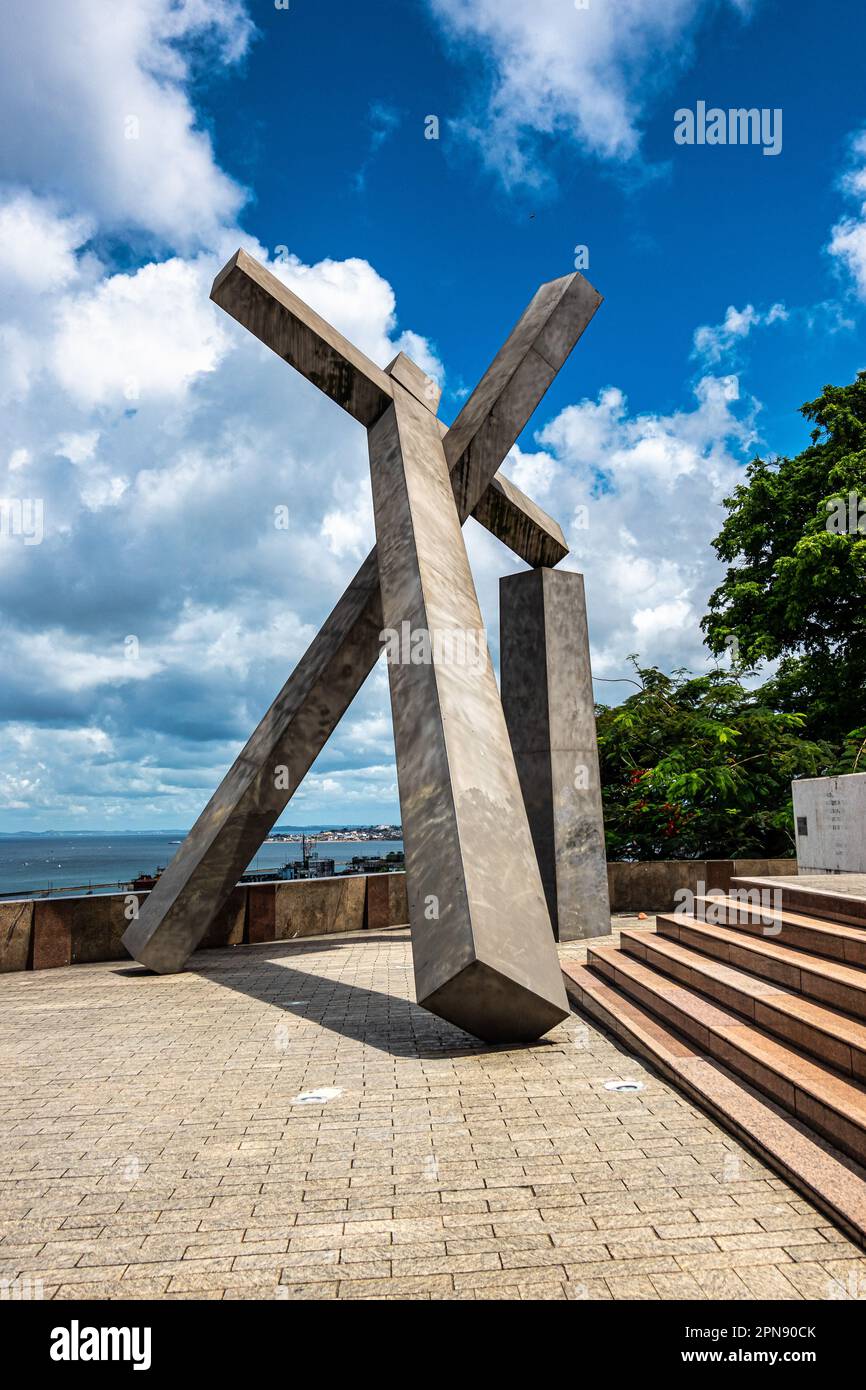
584,946,866,1127
617,931,866,1053
562,963,866,1250
655,915,866,988
731,878,866,929
693,896,866,942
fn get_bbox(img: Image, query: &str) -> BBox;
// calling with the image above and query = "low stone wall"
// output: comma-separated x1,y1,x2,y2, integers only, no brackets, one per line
0,872,410,973
606,858,797,914
0,859,799,973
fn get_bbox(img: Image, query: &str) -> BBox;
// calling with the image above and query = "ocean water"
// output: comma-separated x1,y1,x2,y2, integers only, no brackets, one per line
0,835,404,898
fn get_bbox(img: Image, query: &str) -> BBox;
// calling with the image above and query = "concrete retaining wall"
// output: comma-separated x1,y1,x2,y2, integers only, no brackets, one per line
0,860,795,972
0,872,410,973
606,858,797,914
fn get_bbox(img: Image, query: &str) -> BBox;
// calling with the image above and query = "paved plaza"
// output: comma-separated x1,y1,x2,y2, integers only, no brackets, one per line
1,924,865,1301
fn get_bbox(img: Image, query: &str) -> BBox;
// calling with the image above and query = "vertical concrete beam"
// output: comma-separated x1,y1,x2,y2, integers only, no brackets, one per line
368,386,569,1042
500,568,610,941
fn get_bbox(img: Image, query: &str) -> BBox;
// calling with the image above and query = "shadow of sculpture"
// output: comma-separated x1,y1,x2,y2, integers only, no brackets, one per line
117,933,566,1060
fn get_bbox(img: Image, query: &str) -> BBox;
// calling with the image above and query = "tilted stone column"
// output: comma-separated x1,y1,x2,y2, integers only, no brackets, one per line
369,384,569,1042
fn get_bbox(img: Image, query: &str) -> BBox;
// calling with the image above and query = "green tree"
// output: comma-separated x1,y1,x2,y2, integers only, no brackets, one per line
827,725,866,775
702,372,866,742
597,663,830,861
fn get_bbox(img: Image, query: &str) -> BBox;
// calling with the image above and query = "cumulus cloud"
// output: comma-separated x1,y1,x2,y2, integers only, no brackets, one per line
0,0,254,250
0,192,93,292
506,443,559,501
692,302,788,364
52,257,232,406
0,0,773,831
271,252,444,380
0,159,758,827
427,0,750,186
0,0,446,827
0,192,442,824
829,130,866,299
465,373,760,684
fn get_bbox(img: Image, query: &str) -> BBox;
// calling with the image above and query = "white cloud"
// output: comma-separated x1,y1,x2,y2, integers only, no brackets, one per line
322,479,375,561
0,0,441,826
0,208,441,824
506,443,559,500
633,597,695,647
0,0,254,250
829,130,866,299
339,713,393,755
393,330,444,387
0,0,779,832
0,186,761,823
0,723,206,820
483,373,761,680
0,192,92,291
295,765,399,810
0,324,38,405
692,302,788,364
270,252,444,378
52,257,231,406
56,431,100,465
427,0,750,186
18,633,164,693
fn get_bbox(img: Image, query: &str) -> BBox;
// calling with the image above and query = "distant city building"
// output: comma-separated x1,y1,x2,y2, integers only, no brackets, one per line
266,824,402,845
289,857,336,880
342,851,405,876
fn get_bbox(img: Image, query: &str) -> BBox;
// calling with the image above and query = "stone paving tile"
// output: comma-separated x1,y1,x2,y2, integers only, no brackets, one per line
691,1266,753,1299
737,1265,802,1299
0,925,864,1300
604,1274,660,1299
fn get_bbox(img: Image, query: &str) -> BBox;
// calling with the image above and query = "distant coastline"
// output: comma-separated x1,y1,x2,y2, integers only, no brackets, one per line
0,829,403,899
0,823,402,840
264,824,401,845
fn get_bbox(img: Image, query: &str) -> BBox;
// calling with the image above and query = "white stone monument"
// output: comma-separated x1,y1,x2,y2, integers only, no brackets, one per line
793,773,866,873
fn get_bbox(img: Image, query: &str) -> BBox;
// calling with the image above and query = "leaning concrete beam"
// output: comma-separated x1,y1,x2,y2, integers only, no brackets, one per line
123,270,600,974
369,385,569,1041
211,249,578,568
211,249,397,428
473,473,568,570
500,568,611,942
122,548,384,973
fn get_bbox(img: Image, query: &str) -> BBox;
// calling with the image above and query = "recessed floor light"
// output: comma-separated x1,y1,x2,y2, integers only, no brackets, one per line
291,1087,342,1105
604,1079,644,1093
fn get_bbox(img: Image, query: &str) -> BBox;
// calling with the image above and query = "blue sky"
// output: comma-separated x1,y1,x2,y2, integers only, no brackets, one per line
1,0,865,831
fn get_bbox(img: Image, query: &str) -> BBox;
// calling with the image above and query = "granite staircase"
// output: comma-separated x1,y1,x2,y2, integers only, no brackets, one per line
563,876,866,1245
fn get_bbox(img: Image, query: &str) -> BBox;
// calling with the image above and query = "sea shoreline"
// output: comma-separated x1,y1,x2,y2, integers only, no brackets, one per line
0,832,404,899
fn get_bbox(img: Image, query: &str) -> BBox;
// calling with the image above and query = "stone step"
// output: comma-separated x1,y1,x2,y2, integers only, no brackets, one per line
586,942,866,1164
562,960,866,1247
693,895,866,967
618,927,866,1082
731,876,866,930
655,913,866,1021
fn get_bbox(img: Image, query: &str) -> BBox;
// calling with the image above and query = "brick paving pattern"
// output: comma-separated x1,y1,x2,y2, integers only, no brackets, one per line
1,925,864,1300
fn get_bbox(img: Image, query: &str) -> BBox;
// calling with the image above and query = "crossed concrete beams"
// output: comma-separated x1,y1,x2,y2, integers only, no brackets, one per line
123,249,601,1041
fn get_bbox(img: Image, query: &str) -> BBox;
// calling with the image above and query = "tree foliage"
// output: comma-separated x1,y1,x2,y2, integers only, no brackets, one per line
597,663,831,861
701,372,866,742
